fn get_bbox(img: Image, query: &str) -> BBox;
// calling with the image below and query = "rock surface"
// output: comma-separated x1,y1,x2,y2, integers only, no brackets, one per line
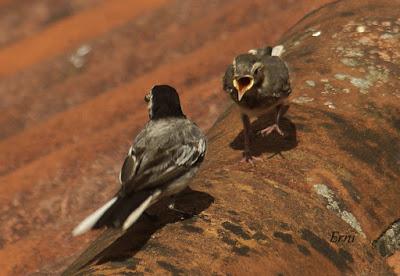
0,0,399,275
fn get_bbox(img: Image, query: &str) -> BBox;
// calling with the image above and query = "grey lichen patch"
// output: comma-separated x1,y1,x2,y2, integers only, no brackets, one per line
331,65,389,94
338,18,400,67
358,36,375,46
324,101,336,109
334,73,347,81
336,46,364,58
356,25,366,33
341,58,359,67
312,30,322,37
322,82,337,95
292,96,314,104
69,44,92,69
373,220,400,257
305,80,316,87
380,33,395,40
353,66,389,93
350,77,371,92
366,66,389,84
313,184,366,238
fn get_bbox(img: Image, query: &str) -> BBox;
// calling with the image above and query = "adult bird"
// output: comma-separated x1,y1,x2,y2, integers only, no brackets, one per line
72,85,207,236
223,46,291,162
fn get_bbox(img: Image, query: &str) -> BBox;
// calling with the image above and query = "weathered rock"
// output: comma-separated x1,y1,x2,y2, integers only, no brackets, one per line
65,0,400,275
0,1,335,275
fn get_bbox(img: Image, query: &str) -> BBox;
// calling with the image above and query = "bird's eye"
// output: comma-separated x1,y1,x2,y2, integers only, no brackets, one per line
252,62,264,75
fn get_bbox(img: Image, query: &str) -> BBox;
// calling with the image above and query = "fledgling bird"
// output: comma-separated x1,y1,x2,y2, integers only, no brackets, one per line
223,45,291,162
72,85,207,236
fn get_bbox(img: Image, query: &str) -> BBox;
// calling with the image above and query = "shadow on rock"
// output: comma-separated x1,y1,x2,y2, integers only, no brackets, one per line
230,111,298,158
96,188,213,264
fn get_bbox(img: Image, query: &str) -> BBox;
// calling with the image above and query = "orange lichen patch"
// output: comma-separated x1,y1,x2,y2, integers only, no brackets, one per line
388,252,400,275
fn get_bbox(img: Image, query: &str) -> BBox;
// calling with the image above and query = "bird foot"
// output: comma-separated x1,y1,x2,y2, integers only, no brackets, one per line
260,124,284,136
240,152,262,165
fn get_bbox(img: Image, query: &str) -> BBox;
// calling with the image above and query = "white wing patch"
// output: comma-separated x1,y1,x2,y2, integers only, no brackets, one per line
175,145,196,166
272,45,285,57
119,149,137,185
198,138,206,155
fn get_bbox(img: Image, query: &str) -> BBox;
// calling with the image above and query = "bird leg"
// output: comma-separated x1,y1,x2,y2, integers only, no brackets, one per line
168,201,192,219
241,113,262,163
260,105,284,136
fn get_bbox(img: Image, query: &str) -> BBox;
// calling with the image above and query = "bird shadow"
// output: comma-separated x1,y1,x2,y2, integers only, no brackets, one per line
93,187,214,266
230,109,298,158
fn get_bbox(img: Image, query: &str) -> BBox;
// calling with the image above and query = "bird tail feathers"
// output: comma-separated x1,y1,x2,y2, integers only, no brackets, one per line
72,189,162,236
72,197,118,236
122,189,161,230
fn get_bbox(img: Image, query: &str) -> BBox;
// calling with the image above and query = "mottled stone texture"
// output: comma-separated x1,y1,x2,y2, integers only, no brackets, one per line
375,220,400,257
65,0,400,275
0,0,335,275
0,0,399,275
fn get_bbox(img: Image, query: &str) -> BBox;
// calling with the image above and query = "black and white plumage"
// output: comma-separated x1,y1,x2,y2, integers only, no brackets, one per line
222,45,291,162
72,85,207,236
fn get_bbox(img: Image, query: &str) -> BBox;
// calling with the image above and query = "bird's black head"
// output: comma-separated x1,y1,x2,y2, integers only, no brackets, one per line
144,85,185,120
232,53,264,101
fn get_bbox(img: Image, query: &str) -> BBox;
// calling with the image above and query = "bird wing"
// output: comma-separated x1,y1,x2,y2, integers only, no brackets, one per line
118,126,147,185
118,122,206,196
261,56,291,98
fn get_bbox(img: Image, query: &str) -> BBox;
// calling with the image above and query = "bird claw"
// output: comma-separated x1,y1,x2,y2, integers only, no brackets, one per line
240,153,262,165
260,124,284,136
168,203,192,219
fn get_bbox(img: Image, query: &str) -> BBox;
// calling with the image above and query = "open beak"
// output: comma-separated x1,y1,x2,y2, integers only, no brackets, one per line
233,76,254,101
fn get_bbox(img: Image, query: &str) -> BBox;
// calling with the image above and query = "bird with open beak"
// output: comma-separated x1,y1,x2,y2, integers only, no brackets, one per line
223,46,291,162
